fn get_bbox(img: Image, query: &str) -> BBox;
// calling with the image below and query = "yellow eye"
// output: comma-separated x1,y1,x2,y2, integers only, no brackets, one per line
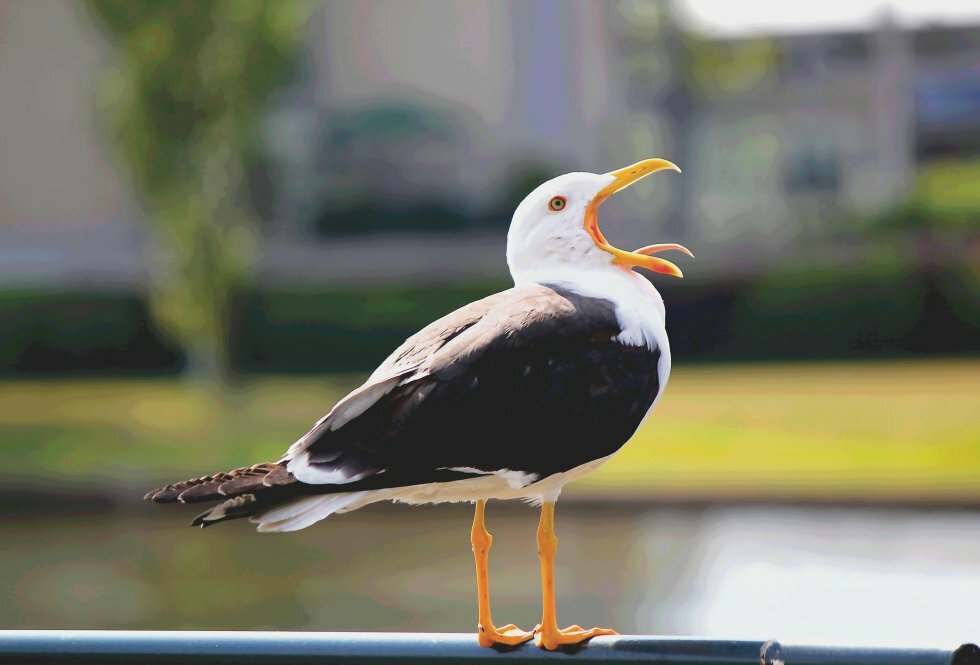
548,196,567,211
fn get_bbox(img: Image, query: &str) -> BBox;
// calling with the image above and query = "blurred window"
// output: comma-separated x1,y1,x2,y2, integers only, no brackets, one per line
916,73,980,160
779,38,826,79
914,26,980,58
783,151,842,193
825,34,870,67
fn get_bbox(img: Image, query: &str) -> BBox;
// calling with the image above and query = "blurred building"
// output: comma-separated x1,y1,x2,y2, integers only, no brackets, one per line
0,0,978,288
687,20,980,251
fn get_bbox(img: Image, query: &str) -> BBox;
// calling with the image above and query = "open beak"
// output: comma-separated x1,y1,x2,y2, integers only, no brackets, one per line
584,158,693,278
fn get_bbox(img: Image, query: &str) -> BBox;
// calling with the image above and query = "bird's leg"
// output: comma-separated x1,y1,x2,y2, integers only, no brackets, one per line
533,500,617,650
471,499,534,647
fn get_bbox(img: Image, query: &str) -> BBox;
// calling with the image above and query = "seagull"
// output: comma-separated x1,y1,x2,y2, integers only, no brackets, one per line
145,158,692,650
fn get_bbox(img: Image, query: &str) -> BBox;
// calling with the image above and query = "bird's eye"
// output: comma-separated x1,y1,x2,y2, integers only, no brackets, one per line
548,196,567,212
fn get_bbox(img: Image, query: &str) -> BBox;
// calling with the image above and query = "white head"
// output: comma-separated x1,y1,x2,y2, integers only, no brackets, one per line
506,158,693,285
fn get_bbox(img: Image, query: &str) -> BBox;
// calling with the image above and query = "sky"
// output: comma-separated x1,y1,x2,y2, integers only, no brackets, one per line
677,0,980,36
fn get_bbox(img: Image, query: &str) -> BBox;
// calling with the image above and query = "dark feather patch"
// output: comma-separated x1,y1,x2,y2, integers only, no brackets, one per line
192,494,258,528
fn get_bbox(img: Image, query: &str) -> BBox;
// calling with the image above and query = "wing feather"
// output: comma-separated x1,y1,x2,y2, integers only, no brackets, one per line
284,283,657,487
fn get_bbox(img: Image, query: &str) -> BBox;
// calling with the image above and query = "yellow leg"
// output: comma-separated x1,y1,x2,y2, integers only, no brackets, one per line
471,500,534,648
534,501,617,650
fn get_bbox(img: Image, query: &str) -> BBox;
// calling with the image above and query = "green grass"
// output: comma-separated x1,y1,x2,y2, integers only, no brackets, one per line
2,359,978,502
577,358,980,501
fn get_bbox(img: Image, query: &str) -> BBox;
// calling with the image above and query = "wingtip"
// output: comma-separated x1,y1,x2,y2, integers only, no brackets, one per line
191,512,210,528
145,487,178,503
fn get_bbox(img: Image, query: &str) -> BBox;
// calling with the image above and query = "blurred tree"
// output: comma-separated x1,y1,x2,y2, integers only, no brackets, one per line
87,0,314,382
880,160,980,234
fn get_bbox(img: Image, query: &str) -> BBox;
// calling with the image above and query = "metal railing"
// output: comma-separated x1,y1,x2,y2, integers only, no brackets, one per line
0,631,977,665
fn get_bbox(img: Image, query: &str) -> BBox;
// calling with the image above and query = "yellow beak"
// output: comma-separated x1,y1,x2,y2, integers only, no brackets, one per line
584,158,693,278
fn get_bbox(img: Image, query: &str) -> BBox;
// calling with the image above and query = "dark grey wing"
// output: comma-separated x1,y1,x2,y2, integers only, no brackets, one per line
284,283,662,490
279,288,512,479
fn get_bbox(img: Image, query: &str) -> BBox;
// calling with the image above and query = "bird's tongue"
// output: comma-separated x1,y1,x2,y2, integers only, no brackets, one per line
613,243,693,278
633,243,695,260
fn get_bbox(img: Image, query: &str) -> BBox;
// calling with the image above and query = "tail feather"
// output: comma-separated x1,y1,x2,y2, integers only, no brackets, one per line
192,494,260,528
145,462,287,504
146,461,307,527
146,461,384,530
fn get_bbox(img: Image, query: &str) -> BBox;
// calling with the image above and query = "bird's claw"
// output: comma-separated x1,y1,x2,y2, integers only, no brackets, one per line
477,622,535,648
533,623,618,650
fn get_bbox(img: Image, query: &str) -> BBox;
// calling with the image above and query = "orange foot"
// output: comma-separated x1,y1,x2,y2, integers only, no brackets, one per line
477,623,535,648
534,624,618,650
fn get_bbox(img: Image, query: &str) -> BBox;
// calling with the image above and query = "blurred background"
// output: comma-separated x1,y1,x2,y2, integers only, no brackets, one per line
1,0,978,647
